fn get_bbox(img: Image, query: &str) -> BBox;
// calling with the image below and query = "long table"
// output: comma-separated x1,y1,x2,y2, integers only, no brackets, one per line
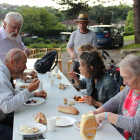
13,70,126,140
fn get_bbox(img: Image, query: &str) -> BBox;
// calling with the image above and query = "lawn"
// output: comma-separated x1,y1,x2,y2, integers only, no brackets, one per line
124,35,134,41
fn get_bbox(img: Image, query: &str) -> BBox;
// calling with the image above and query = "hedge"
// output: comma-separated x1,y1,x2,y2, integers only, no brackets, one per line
123,30,134,36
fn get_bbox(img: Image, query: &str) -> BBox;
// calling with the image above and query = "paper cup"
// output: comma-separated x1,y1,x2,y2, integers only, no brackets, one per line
50,78,54,86
54,67,58,74
47,72,51,78
39,81,43,89
47,117,56,131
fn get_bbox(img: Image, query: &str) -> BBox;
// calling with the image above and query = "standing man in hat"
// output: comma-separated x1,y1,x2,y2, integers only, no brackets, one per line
67,14,97,83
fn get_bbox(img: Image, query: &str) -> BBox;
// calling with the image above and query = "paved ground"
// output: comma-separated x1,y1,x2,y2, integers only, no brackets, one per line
59,40,134,83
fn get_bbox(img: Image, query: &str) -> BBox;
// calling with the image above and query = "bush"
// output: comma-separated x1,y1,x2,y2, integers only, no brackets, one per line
123,30,134,36
45,39,51,44
23,38,31,46
37,38,44,42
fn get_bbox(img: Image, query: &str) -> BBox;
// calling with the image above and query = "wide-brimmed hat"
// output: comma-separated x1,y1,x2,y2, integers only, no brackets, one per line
74,14,91,23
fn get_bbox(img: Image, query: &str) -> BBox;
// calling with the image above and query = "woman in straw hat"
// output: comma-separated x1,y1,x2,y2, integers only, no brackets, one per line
67,14,98,84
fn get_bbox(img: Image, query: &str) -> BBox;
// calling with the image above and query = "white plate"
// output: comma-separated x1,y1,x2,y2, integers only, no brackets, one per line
16,122,46,135
54,83,71,88
54,116,76,126
67,96,85,103
73,120,102,130
24,97,45,106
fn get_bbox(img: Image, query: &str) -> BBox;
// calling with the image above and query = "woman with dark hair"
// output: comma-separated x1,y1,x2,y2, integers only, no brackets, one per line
69,50,120,108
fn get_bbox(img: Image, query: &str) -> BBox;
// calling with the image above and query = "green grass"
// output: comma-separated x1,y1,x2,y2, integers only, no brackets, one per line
120,43,140,50
124,35,134,41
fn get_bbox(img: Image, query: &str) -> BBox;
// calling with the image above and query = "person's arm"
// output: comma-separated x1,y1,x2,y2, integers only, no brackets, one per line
69,71,80,86
67,31,77,59
67,47,77,60
20,37,31,57
92,33,98,49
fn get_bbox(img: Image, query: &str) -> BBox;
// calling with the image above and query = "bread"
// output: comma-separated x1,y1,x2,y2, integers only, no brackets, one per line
59,83,65,89
34,112,47,125
20,85,28,89
57,74,61,79
57,105,79,115
63,98,67,104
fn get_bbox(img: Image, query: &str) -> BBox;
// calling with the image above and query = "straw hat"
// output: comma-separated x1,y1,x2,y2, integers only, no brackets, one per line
74,14,91,23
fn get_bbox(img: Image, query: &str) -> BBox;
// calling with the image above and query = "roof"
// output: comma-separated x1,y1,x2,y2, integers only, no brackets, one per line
89,25,115,27
62,19,99,26
60,32,71,35
115,20,126,24
0,13,6,19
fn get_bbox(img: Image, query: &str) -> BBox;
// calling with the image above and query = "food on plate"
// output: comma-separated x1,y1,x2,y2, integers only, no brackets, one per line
34,112,47,125
78,98,85,101
20,85,28,89
26,99,37,104
59,83,65,90
57,74,61,79
20,125,40,133
76,122,80,128
68,101,75,105
63,98,67,104
74,95,81,101
57,105,79,115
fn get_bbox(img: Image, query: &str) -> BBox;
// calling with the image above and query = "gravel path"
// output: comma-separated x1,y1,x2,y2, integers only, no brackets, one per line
59,40,134,83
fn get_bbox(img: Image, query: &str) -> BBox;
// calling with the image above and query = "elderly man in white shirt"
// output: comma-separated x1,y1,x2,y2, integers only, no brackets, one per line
0,12,37,86
0,48,47,140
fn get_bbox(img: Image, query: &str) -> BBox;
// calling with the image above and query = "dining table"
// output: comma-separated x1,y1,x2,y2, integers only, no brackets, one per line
13,69,126,140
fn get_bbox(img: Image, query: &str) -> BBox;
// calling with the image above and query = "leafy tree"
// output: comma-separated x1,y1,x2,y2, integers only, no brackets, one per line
102,14,111,25
19,7,43,36
125,10,134,32
96,15,101,24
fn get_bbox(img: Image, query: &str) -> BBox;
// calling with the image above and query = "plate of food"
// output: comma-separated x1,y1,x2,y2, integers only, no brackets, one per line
67,95,85,103
54,83,71,90
16,122,46,135
54,116,76,126
24,97,45,106
73,120,102,130
19,85,29,90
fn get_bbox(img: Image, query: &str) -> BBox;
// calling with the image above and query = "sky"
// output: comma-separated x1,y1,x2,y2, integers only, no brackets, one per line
0,0,133,8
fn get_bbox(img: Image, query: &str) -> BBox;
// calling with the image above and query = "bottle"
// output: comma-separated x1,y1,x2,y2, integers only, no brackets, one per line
80,113,97,140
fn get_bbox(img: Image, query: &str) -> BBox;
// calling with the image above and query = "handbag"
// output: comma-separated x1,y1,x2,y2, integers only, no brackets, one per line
34,50,58,74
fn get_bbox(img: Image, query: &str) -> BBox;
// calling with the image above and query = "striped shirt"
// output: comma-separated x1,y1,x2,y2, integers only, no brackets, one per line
67,29,97,62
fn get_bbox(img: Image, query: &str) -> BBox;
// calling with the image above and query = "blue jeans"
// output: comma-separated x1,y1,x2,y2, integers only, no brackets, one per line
0,113,13,140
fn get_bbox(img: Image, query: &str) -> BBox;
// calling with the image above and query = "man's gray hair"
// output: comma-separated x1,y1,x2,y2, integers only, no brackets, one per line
4,12,23,25
119,54,140,76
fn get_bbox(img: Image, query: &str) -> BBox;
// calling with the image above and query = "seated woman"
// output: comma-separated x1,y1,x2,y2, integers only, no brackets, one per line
69,50,120,108
89,54,140,140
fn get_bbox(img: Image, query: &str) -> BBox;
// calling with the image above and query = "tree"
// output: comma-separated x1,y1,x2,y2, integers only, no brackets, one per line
96,15,101,24
133,0,140,43
102,14,111,25
125,10,134,32
18,7,43,36
53,0,140,43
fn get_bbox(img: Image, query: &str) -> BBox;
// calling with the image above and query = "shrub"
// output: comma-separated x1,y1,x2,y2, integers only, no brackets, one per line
123,30,134,36
23,38,31,46
45,39,51,44
37,38,44,42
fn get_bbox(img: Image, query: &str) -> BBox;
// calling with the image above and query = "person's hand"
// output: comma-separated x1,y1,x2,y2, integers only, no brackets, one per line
24,48,31,57
27,79,40,92
95,112,105,125
83,95,96,105
89,110,98,114
34,90,47,99
70,52,77,60
69,71,78,80
25,71,37,78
